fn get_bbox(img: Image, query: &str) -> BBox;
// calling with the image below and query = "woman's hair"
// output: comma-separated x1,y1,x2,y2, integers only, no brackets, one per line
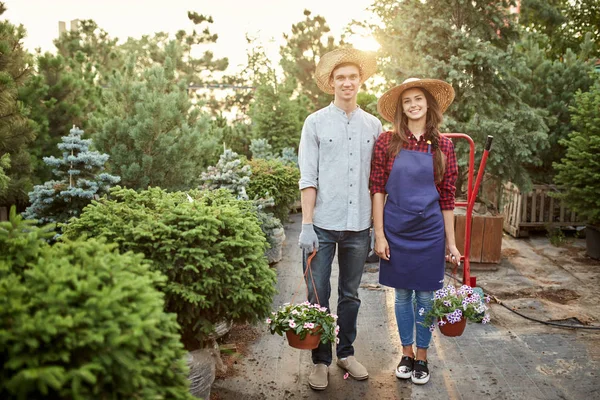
387,88,446,183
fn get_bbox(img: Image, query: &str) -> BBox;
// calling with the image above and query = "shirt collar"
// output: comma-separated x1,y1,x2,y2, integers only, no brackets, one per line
329,102,361,117
407,130,430,142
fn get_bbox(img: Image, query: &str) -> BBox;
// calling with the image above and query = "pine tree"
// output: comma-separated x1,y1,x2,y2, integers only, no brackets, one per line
249,138,275,160
0,3,36,207
23,126,120,225
553,82,600,226
514,32,596,182
199,148,251,200
370,0,548,190
20,52,102,184
92,57,218,190
0,154,9,191
280,9,343,109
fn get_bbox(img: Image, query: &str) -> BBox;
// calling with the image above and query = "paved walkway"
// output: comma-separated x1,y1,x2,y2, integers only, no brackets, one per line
213,214,600,399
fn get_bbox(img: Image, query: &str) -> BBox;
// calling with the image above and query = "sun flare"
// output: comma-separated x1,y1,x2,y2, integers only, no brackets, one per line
347,34,380,52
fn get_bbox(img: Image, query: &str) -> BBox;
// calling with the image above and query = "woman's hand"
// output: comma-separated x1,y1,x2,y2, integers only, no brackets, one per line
446,244,461,265
375,235,390,261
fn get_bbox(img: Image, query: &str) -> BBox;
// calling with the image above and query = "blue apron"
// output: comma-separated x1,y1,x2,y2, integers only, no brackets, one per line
379,145,445,291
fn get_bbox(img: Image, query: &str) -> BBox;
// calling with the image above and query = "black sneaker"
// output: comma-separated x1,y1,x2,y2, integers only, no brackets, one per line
411,360,430,384
395,355,414,379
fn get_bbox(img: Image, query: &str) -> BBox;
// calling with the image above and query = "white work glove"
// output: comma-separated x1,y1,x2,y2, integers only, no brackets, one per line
298,223,319,252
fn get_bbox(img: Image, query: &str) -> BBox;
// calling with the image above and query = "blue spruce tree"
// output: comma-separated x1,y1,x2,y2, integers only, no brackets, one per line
24,126,120,225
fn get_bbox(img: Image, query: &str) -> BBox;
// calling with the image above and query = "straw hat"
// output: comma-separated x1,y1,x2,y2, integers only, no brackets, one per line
377,78,455,123
315,48,377,95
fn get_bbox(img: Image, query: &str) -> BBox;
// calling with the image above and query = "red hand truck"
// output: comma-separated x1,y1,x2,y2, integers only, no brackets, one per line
442,134,494,287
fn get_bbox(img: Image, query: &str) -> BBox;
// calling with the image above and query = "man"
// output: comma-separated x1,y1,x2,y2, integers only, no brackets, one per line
297,48,383,391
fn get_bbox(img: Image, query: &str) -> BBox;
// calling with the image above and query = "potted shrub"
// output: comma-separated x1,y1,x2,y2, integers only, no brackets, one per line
553,83,600,259
267,302,339,349
422,284,491,337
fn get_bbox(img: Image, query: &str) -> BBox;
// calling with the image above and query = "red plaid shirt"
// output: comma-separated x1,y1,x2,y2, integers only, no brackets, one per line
369,131,458,210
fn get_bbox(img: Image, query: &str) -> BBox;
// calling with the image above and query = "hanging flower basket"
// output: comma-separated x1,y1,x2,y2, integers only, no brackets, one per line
422,284,491,337
286,326,322,349
438,316,467,337
266,302,338,350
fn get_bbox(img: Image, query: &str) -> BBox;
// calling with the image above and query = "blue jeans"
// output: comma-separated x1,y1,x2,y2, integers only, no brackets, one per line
394,288,434,349
303,225,370,366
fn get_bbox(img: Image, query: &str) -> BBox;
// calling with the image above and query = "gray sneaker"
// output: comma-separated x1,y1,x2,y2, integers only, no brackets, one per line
336,356,369,380
308,363,328,390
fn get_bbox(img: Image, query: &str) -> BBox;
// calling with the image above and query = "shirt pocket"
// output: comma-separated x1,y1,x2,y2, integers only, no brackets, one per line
320,136,341,164
360,135,376,162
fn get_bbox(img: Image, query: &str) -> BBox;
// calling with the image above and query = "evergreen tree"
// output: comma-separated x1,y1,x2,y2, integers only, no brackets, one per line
280,9,343,109
92,57,219,190
521,0,600,58
119,11,228,84
514,32,596,182
553,82,600,226
0,154,9,191
53,19,121,85
249,138,275,160
370,0,548,190
199,148,251,200
23,126,120,225
20,52,102,184
0,3,36,207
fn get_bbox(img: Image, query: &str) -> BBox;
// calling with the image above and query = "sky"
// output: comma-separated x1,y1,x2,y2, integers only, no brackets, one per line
3,0,380,73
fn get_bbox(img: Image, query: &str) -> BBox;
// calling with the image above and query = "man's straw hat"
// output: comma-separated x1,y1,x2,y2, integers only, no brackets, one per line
315,48,377,95
377,78,455,123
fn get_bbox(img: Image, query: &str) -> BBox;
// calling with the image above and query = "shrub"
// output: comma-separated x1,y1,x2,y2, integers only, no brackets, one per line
23,126,120,228
0,210,192,399
246,158,300,221
553,82,600,226
63,187,277,349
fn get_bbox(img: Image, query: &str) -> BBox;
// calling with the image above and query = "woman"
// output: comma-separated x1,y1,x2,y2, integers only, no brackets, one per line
369,78,461,385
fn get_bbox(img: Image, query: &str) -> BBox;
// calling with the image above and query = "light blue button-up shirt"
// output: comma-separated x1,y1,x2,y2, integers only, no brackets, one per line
298,103,383,231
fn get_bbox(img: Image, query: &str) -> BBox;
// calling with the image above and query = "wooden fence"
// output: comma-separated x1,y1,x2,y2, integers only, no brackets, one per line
502,183,584,237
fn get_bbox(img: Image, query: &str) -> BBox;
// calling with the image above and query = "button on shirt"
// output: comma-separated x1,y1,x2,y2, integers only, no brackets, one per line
298,103,383,231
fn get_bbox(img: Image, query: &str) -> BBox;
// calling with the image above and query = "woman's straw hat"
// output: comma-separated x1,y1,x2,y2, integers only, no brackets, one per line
377,78,455,123
315,48,377,95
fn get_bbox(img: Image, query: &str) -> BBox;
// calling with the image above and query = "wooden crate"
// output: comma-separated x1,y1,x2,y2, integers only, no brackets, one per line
502,182,584,237
455,214,503,263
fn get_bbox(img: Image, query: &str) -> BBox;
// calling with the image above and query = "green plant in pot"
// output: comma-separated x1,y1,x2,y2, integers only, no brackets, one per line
553,83,600,259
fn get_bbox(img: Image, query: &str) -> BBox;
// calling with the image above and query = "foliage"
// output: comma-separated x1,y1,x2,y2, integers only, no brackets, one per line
357,92,386,126
369,0,548,191
246,158,300,222
53,19,122,85
23,126,120,227
209,114,251,157
0,154,9,191
0,5,36,207
249,77,307,153
92,57,218,190
553,82,600,226
0,210,192,399
520,0,600,59
119,11,228,85
19,52,102,184
63,186,277,349
514,33,596,182
422,284,491,331
200,148,251,200
267,301,339,344
249,138,275,160
279,9,343,109
279,147,299,167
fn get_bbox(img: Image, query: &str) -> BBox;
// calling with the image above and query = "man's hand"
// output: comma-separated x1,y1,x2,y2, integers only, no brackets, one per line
299,223,319,252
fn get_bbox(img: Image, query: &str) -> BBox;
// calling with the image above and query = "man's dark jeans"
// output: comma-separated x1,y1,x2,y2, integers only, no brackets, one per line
302,225,370,366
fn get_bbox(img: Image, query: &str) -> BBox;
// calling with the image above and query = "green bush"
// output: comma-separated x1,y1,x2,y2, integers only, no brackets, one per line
553,82,600,226
0,210,192,399
246,158,300,221
63,187,277,349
